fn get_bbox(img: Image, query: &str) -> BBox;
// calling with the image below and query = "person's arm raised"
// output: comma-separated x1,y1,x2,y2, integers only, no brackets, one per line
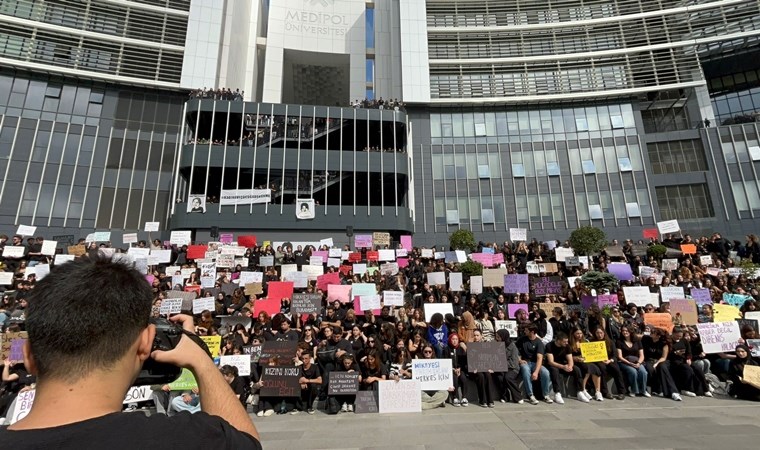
151,314,259,441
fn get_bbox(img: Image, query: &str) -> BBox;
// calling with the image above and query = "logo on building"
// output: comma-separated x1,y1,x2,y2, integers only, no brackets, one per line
307,0,332,6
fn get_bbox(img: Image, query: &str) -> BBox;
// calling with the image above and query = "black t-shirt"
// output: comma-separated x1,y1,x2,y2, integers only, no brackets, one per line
641,335,666,361
545,341,570,365
516,336,545,363
617,340,642,361
0,411,261,450
300,363,321,380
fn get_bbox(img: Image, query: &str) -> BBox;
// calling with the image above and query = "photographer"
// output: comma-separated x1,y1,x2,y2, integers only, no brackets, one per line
0,257,261,449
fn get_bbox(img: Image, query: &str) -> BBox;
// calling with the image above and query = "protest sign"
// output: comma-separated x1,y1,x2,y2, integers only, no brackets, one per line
424,303,454,322
220,354,251,376
509,228,527,241
260,341,298,365
412,359,453,391
396,248,407,258
697,321,741,354
159,298,183,316
40,240,57,256
378,380,421,413
639,266,657,278
644,313,674,333
169,369,198,390
193,297,216,314
745,311,760,322
267,281,294,301
123,385,153,405
531,276,563,296
328,372,360,395
700,255,713,266
170,230,192,246
260,366,300,397
690,288,712,306
420,249,433,258
494,320,519,337
623,286,653,307
373,232,391,246
327,284,352,303
565,256,580,267
508,304,528,319
744,365,760,390
283,271,308,288
383,290,404,307
713,304,742,321
245,282,263,296
380,262,399,276
144,222,160,232
467,342,509,372
660,286,685,302
657,219,680,234
643,228,659,239
53,254,75,265
239,271,262,285
243,344,262,362
16,224,36,236
151,249,171,264
449,272,463,291
67,244,86,256
400,235,412,250
378,249,395,261
291,293,322,315
596,294,619,308
555,247,574,262
504,274,529,294
605,246,625,258
122,233,138,244
723,293,753,307
355,391,379,414
580,341,607,363
3,246,25,258
354,235,373,248
9,390,35,424
470,275,483,294
0,272,13,285
1,332,28,361
661,259,679,271
680,244,697,255
747,339,760,358
353,263,367,275
200,335,221,358
608,263,634,281
260,256,274,267
427,272,446,286
538,303,565,317
669,299,698,325
483,268,507,287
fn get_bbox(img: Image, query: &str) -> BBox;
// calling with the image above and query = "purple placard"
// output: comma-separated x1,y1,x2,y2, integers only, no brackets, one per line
504,274,529,294
508,304,529,319
10,338,26,361
219,233,234,244
608,263,634,281
482,248,495,254
597,294,619,308
354,235,373,248
400,235,412,250
312,251,328,263
581,295,596,309
691,288,712,306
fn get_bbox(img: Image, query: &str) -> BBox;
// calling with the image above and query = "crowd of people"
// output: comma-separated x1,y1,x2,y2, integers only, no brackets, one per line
2,229,760,422
189,87,245,101
351,98,406,111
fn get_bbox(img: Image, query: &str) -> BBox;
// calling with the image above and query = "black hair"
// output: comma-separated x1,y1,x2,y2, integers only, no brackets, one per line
220,364,239,377
429,312,444,329
25,256,153,382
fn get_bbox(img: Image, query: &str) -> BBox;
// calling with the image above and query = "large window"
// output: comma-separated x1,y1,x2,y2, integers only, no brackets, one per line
648,140,707,174
656,184,714,221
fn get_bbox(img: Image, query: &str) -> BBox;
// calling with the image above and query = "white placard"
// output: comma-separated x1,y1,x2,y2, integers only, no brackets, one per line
353,263,367,275
434,252,445,260
378,249,396,261
284,271,308,288
320,238,334,247
35,264,50,280
16,225,36,236
220,354,251,376
93,232,111,242
494,320,519,337
360,294,382,310
172,275,184,287
123,385,154,404
639,266,657,278
327,258,341,267
412,359,453,391
470,275,483,294
396,248,408,257
0,272,14,285
193,297,216,314
3,246,25,258
128,247,151,259
151,249,172,264
657,219,680,235
426,272,446,286
509,228,527,241
527,262,540,274
623,286,653,307
555,247,575,262
144,222,160,232
310,256,323,266
40,240,57,255
239,271,262,285
9,390,35,424
180,268,196,278
424,303,454,322
329,248,342,257
455,250,467,263
220,246,246,256
700,255,713,266
123,233,138,244
281,264,298,280
200,276,215,289
383,290,404,306
341,251,351,261
54,254,75,265
302,264,324,281
697,321,741,354
159,298,183,315
449,272,463,291
421,249,434,258
170,231,192,246
378,380,421,413
662,259,679,271
745,311,760,322
660,286,685,302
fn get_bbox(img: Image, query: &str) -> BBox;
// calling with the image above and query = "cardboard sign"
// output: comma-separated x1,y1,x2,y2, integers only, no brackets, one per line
220,354,251,376
744,365,760,390
378,380,421,413
504,274,529,294
355,391,379,414
531,276,563,296
373,232,391,246
244,282,263,296
697,321,741,354
424,303,454,322
328,372,360,395
580,341,607,363
192,297,216,314
291,293,322,315
1,332,28,361
466,341,509,372
670,298,698,325
383,290,404,306
412,358,453,391
483,268,508,287
260,366,300,397
644,313,674,333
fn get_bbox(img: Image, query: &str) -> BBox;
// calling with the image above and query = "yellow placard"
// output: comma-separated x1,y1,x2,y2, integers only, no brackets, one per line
200,335,222,358
713,303,742,321
580,341,607,363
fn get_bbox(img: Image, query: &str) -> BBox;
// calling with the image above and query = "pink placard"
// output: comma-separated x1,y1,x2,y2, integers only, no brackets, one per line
327,284,352,303
145,275,155,285
470,253,493,267
312,251,328,263
219,233,234,244
400,235,412,250
317,272,341,291
397,258,409,268
266,281,294,301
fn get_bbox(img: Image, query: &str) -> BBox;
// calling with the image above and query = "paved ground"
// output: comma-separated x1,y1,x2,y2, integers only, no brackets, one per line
253,395,760,449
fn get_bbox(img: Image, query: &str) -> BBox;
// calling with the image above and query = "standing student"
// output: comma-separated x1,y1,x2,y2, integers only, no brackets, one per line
495,329,523,404
516,323,553,405
446,333,469,407
469,329,496,408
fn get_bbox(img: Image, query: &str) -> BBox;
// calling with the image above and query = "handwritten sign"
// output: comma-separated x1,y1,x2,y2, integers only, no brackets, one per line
623,286,653,307
494,320,519,338
531,276,563,296
580,341,607,363
220,354,252,376
355,391,379,414
373,232,390,246
9,389,35,424
504,274,529,294
644,312,674,333
169,369,198,390
159,298,183,315
657,219,680,234
328,372,360,395
200,335,221,358
470,276,483,294
193,297,216,314
291,293,322,315
690,288,712,305
697,321,741,354
383,290,404,307
123,385,154,404
260,341,298,365
412,358,453,391
509,228,527,241
378,380,421,413
744,365,760,390
466,341,509,372
260,365,300,397
670,298,698,325
354,235,373,248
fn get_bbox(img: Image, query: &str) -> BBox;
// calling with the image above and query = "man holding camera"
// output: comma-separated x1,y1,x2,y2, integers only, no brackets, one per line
0,257,261,449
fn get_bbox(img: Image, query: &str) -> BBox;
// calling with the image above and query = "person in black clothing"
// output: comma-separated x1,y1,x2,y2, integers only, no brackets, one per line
642,328,682,401
544,332,582,405
446,333,469,406
469,329,496,408
668,328,709,397
221,365,248,407
590,328,626,400
727,344,760,401
295,352,321,414
0,257,261,449
494,329,523,404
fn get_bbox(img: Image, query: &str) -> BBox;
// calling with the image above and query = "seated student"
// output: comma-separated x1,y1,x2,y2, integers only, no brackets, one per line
590,328,627,400
294,352,321,415
446,333,469,406
642,328,682,401
727,344,760,401
0,360,34,418
494,329,523,404
221,365,249,407
389,340,412,380
545,332,583,405
616,326,650,397
469,329,497,408
330,354,361,413
417,343,450,410
569,327,600,402
517,323,553,405
360,349,387,391
668,327,710,397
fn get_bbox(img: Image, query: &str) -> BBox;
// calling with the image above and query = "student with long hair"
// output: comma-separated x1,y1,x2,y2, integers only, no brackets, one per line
590,328,626,400
616,326,650,397
446,333,469,406
642,328,682,401
469,329,496,408
568,327,600,402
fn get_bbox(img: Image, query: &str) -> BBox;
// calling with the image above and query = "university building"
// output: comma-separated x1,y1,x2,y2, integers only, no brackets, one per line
1,0,760,246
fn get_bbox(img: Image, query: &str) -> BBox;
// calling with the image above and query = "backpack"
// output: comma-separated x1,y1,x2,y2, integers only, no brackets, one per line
326,397,341,415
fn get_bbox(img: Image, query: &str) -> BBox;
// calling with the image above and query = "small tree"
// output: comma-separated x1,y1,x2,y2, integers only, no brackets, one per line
568,226,607,256
460,260,483,277
581,271,619,294
449,229,476,252
738,259,760,280
647,244,668,260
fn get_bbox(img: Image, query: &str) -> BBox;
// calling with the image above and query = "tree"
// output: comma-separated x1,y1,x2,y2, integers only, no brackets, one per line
568,226,607,256
738,259,760,280
581,271,619,294
460,260,483,277
449,229,476,252
647,244,667,260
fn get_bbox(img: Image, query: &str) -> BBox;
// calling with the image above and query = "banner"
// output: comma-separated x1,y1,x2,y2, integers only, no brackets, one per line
219,189,272,205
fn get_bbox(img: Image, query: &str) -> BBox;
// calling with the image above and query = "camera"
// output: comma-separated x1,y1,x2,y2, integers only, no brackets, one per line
132,318,212,386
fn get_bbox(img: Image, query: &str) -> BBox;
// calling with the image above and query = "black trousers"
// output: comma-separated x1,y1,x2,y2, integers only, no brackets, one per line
496,369,523,403
645,360,679,396
472,372,494,404
549,365,583,394
595,361,626,395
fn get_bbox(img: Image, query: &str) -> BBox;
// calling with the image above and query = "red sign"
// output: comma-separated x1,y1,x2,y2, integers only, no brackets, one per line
238,235,257,248
266,281,294,302
642,229,659,239
339,265,352,275
317,272,341,291
186,245,208,260
348,252,362,263
366,251,379,261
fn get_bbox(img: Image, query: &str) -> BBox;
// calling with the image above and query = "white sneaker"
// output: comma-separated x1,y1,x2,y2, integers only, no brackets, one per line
643,391,652,398
341,403,348,413
289,410,299,415
628,392,636,397
347,404,354,412
528,395,539,405
263,409,275,416
682,390,697,397
256,410,264,417
594,391,604,402
672,393,682,401
517,399,524,404
577,391,590,403
704,391,713,397
452,398,461,407
554,392,564,404
544,396,554,404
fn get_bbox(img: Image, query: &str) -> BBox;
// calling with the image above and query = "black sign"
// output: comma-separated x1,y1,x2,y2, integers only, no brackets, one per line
466,341,509,373
52,235,75,245
260,366,301,397
531,276,564,296
243,344,262,363
354,391,378,414
737,319,759,333
260,340,298,365
292,293,322,315
220,282,237,296
565,257,580,267
328,372,359,395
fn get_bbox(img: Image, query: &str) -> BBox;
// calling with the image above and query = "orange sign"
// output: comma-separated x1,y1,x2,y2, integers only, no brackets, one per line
644,312,674,334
